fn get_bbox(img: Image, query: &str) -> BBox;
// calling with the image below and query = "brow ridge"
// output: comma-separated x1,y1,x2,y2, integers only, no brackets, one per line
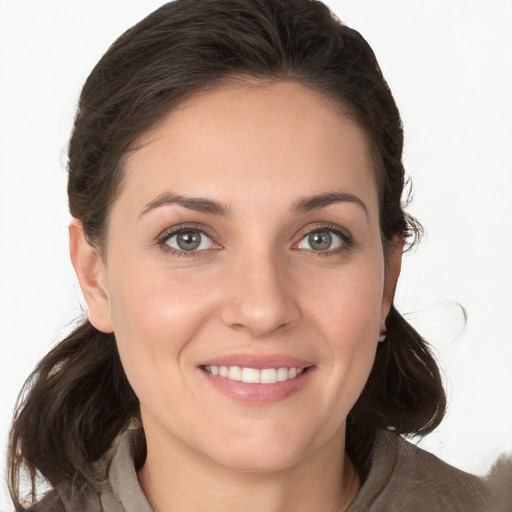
140,190,367,218
139,192,230,217
292,191,368,216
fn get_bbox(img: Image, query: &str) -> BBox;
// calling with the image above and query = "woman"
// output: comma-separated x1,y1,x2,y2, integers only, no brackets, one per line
6,1,509,511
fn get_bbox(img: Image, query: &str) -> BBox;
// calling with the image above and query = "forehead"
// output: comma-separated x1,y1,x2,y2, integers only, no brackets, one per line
119,81,378,218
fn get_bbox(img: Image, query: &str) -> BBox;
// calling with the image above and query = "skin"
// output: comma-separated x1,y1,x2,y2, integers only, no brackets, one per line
70,81,402,512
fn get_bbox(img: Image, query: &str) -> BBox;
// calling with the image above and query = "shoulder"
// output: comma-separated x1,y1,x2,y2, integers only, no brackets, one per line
349,429,510,512
24,433,129,512
25,429,150,512
25,490,103,512
389,432,492,509
487,454,512,511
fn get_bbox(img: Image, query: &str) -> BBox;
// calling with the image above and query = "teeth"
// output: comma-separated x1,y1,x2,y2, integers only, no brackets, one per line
228,366,242,381
242,367,260,383
260,368,277,384
277,367,288,382
205,365,306,383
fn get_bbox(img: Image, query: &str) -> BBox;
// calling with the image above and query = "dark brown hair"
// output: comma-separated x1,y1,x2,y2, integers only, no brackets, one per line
8,0,446,509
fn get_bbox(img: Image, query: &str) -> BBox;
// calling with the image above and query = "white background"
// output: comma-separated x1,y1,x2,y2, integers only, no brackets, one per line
1,1,511,509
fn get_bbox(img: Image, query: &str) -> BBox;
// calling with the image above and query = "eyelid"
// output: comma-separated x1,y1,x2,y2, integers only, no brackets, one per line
293,223,354,252
155,222,353,257
156,223,221,255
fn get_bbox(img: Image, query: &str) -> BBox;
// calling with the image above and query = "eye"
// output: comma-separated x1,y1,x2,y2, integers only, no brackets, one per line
296,227,349,252
161,228,215,253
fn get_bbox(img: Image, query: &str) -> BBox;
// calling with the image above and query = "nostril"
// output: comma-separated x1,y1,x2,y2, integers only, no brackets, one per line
220,291,302,337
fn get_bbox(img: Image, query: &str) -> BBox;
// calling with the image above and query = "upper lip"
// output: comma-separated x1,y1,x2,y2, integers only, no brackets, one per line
197,353,314,370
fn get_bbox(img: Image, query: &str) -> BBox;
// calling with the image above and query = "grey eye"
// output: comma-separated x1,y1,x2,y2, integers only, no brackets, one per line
165,229,213,251
308,231,332,251
298,229,343,251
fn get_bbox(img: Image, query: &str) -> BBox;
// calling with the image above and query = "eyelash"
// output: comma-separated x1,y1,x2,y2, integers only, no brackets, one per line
156,224,218,258
156,223,353,258
295,223,354,256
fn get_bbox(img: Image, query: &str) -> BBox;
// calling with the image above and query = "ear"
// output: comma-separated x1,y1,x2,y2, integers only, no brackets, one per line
380,234,405,328
69,220,113,333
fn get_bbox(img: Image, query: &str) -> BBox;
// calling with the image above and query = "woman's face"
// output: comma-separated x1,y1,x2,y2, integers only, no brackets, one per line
82,82,400,472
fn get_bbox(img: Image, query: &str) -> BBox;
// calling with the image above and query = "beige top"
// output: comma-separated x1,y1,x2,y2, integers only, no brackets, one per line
33,429,511,511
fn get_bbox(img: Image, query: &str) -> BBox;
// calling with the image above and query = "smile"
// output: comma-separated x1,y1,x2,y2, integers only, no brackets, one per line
203,365,306,384
198,354,314,404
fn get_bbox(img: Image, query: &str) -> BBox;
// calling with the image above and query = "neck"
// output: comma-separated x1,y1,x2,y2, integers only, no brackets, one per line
137,423,360,512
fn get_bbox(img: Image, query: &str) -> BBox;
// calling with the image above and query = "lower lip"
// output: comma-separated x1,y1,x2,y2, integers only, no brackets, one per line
199,367,314,404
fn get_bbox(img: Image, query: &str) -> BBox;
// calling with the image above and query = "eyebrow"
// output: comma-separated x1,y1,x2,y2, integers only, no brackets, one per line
291,191,368,217
139,192,231,217
139,190,368,218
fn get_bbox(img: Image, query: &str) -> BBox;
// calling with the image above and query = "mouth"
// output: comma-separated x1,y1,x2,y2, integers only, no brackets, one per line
198,356,315,404
201,365,310,384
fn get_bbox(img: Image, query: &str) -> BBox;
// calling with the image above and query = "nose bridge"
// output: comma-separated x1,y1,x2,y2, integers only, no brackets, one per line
221,241,301,337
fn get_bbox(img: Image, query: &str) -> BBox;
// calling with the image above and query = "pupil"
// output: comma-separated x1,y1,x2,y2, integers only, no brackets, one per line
177,231,201,251
309,231,332,251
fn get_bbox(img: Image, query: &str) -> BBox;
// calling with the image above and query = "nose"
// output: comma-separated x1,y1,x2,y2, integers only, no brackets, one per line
220,248,302,338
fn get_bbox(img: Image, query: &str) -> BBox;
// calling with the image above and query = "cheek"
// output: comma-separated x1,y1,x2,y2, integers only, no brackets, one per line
105,267,224,436
306,260,384,338
304,263,384,400
106,266,216,382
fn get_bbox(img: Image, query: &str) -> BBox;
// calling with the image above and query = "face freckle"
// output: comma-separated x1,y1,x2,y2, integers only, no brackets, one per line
98,81,397,474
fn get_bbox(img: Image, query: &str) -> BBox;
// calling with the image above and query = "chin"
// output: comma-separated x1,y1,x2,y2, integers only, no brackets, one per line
210,444,306,474
199,423,334,474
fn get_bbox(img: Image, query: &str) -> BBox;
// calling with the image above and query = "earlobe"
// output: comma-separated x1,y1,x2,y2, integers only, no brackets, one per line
69,220,113,333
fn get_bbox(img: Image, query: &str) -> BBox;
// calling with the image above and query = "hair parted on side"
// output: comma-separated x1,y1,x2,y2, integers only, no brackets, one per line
8,0,446,509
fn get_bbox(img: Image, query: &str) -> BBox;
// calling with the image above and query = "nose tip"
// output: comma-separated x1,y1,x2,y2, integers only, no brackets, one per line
220,256,301,338
223,297,293,337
